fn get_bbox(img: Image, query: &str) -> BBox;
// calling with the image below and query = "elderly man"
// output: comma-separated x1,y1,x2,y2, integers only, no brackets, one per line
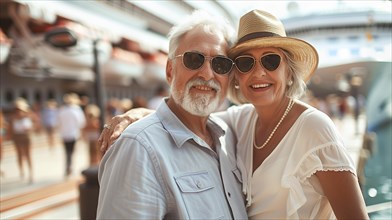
96,10,247,219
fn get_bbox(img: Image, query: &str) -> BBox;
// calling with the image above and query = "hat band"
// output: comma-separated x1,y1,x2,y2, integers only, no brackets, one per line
238,32,281,44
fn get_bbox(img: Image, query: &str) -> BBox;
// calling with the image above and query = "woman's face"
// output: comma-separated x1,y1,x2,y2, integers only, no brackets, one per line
234,47,289,107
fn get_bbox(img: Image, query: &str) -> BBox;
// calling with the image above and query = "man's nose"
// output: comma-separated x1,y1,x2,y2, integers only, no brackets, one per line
198,60,215,80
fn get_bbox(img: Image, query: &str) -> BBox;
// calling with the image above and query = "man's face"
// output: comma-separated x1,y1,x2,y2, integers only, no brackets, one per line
167,27,230,116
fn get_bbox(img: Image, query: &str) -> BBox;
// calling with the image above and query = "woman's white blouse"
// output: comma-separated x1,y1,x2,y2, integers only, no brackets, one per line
218,101,356,219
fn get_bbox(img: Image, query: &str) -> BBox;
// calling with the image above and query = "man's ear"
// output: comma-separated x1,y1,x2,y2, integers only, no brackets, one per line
166,60,173,83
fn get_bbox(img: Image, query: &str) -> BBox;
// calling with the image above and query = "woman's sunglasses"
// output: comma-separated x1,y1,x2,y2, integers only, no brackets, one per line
174,51,234,75
234,53,281,74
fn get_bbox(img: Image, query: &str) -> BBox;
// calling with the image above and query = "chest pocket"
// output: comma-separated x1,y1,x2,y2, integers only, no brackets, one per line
174,171,226,219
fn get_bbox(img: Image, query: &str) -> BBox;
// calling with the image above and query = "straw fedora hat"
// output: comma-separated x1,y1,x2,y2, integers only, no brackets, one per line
229,9,319,82
63,93,81,105
14,97,30,112
85,104,100,118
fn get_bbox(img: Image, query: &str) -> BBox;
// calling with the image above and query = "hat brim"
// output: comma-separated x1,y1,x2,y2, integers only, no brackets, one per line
14,98,30,112
229,37,319,82
16,106,29,112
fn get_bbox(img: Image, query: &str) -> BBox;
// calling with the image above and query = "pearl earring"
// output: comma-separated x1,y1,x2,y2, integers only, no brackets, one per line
234,81,240,89
287,80,293,86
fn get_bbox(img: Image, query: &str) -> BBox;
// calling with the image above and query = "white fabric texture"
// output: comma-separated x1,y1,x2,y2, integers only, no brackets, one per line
216,101,356,219
12,117,33,134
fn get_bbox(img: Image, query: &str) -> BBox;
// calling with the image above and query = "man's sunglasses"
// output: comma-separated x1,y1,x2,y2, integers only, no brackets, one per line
234,53,281,74
174,51,234,75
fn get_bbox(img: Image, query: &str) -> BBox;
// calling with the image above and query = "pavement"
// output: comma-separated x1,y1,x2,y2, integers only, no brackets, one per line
0,114,367,219
333,114,367,169
1,133,90,219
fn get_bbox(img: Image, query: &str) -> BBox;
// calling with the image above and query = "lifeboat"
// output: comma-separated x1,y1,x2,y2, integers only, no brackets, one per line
38,21,112,69
102,47,144,84
9,19,112,81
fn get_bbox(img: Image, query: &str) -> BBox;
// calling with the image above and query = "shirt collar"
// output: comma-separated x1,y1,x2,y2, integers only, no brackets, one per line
155,98,226,148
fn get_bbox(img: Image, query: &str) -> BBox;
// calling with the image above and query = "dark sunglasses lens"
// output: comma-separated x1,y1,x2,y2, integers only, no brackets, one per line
212,57,233,74
183,52,204,70
261,54,281,71
235,57,255,73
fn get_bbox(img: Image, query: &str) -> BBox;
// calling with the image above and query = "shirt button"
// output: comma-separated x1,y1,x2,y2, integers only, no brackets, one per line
196,180,203,189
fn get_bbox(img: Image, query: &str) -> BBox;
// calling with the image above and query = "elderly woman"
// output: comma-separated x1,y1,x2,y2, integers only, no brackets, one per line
98,9,368,219
219,9,368,219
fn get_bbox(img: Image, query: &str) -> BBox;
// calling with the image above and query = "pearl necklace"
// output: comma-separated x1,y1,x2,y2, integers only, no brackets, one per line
254,99,295,150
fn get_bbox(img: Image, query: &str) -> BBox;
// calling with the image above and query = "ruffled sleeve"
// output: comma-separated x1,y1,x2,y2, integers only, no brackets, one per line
282,142,356,218
297,142,356,180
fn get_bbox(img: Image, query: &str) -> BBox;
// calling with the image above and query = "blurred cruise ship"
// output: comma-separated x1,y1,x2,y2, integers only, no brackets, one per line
0,0,391,218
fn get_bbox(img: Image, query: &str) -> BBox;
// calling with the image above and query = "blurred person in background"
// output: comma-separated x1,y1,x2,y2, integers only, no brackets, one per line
57,93,86,177
120,98,133,113
132,96,148,109
106,98,121,119
30,102,43,134
80,95,90,111
8,98,34,183
41,99,58,149
147,85,168,110
83,104,101,166
0,110,8,177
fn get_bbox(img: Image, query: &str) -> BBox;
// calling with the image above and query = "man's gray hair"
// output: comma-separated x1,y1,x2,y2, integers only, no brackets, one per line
167,10,235,59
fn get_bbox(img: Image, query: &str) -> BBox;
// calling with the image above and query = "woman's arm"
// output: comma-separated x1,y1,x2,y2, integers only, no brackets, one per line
316,170,369,219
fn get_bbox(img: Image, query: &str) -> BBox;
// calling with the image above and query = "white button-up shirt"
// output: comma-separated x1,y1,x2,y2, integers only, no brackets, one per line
97,100,247,219
57,104,85,141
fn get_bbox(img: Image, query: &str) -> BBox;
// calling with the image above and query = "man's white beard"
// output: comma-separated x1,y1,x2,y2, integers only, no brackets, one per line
171,77,222,116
